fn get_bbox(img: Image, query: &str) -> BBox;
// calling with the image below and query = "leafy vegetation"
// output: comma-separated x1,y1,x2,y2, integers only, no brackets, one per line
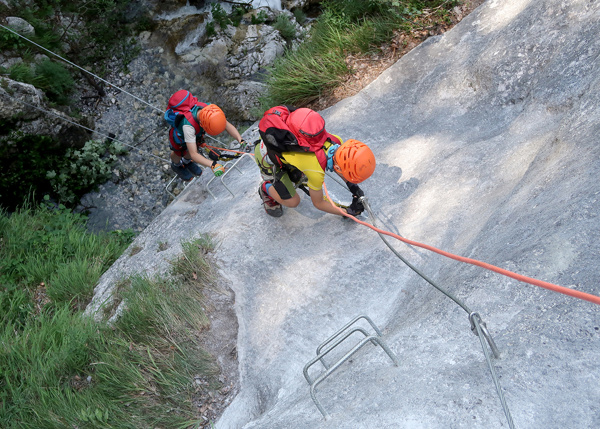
251,9,269,25
261,0,460,106
273,14,297,42
0,0,148,103
0,1,150,209
0,205,221,428
0,133,125,211
206,2,251,37
46,138,127,205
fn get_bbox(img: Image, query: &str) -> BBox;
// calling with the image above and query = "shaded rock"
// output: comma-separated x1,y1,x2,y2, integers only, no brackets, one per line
5,16,34,35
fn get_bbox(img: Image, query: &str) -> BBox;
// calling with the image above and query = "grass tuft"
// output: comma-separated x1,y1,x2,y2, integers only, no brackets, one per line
261,0,461,107
0,205,222,428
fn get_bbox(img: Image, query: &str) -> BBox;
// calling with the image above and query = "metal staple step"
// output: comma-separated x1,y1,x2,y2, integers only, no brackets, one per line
303,315,399,419
164,152,253,199
205,152,253,199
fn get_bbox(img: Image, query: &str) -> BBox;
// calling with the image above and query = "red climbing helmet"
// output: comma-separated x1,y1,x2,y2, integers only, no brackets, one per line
199,104,227,135
288,108,327,147
333,139,376,183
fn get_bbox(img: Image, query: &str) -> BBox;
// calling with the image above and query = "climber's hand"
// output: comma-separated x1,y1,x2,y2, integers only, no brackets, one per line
239,139,253,153
347,183,364,198
346,195,364,216
211,162,224,177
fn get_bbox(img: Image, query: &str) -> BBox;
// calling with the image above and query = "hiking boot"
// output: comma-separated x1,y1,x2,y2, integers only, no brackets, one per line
258,182,283,217
171,162,193,182
183,161,203,177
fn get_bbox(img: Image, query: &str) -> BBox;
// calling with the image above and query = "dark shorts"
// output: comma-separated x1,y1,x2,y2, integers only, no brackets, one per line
254,144,298,200
169,128,188,157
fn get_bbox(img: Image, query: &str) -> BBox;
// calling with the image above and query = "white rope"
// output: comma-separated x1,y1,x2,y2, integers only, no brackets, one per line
0,23,163,113
0,90,170,163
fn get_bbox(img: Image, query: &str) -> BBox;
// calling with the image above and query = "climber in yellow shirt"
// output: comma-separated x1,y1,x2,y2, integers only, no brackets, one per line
255,106,376,217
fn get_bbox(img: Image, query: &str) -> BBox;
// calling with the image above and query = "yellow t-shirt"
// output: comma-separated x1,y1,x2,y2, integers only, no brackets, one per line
280,137,341,191
280,151,325,191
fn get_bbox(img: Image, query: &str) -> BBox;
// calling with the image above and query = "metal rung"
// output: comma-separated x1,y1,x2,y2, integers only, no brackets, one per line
165,175,197,199
206,152,253,199
303,315,399,419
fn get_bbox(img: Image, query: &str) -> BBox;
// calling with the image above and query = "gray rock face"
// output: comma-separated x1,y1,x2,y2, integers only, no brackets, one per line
88,0,600,428
0,78,90,144
5,16,35,35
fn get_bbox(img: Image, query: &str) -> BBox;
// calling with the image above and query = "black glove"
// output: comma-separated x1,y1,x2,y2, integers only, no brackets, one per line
347,183,364,198
346,195,364,216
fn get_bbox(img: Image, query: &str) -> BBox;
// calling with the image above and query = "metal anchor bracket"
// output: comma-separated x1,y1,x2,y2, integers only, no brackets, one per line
205,153,253,199
303,315,399,419
165,175,197,199
469,312,500,359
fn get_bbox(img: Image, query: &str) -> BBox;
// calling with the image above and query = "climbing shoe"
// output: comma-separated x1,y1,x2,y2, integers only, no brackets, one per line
171,162,193,181
183,160,203,177
258,182,283,217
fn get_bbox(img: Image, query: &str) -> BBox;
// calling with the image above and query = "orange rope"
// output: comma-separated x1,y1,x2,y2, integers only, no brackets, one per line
322,184,600,306
201,145,599,305
202,144,250,156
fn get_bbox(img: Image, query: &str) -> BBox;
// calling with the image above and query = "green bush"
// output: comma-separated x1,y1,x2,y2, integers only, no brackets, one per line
262,35,348,106
34,59,75,104
7,59,74,105
7,62,35,84
261,21,349,106
251,10,269,25
263,0,458,106
231,5,248,26
0,134,124,211
211,2,231,30
0,27,27,50
46,139,121,205
293,8,307,25
273,14,297,42
0,134,62,211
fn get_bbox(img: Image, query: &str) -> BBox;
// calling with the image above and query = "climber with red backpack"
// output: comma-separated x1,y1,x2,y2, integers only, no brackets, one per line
165,90,246,181
255,106,376,217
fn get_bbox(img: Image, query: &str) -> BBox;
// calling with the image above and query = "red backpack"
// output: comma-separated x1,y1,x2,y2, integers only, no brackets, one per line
164,90,207,135
258,106,340,169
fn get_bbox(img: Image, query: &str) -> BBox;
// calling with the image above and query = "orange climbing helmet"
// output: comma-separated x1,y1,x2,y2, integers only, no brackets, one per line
198,104,226,135
332,139,376,183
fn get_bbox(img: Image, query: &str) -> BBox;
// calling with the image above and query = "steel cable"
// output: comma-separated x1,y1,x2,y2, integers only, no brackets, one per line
322,182,515,427
0,23,163,113
0,91,170,163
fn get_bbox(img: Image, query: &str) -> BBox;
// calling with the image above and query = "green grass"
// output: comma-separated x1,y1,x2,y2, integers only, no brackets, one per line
263,23,349,105
0,205,222,428
0,201,128,309
261,0,461,107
